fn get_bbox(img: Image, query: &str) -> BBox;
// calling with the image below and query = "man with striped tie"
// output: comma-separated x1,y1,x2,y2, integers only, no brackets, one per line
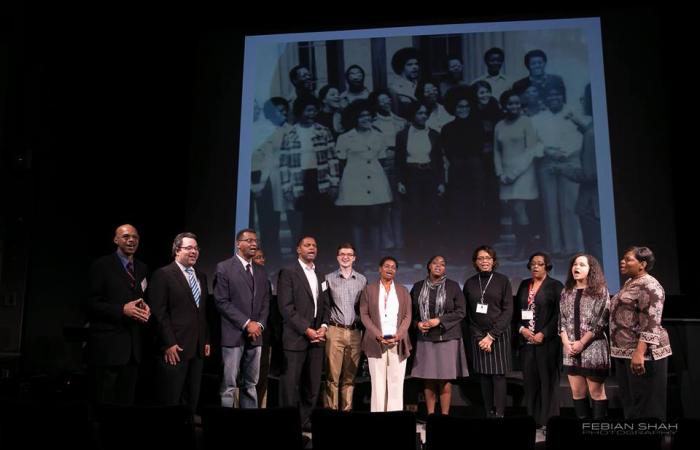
150,232,210,414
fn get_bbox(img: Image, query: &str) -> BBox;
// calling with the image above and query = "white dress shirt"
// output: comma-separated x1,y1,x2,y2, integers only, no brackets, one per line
378,281,399,336
299,259,319,317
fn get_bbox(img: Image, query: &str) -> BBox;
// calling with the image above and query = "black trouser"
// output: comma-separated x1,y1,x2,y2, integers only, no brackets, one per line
155,356,203,415
480,374,507,416
520,341,560,425
614,357,668,420
92,362,138,406
403,166,439,262
279,345,324,425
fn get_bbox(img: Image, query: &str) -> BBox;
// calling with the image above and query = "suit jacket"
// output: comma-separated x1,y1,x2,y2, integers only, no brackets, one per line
213,256,270,347
514,276,564,347
360,281,412,361
85,253,148,366
277,262,330,351
410,278,465,342
149,262,209,360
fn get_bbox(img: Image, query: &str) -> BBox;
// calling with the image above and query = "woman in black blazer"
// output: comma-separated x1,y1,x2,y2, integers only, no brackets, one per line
515,252,563,427
410,255,469,415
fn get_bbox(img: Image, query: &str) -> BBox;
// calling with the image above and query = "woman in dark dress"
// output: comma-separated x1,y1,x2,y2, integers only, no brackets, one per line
515,252,563,427
559,253,610,419
463,245,513,418
441,88,485,256
410,255,469,415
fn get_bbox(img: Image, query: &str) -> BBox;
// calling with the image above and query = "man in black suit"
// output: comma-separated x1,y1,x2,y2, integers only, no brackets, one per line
85,224,151,406
149,232,210,414
278,236,330,429
213,228,270,408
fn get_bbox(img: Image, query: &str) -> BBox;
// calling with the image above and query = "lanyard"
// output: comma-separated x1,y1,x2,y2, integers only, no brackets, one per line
382,282,392,316
478,273,493,304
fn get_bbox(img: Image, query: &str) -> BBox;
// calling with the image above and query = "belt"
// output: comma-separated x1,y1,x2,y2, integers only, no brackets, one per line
329,320,358,330
407,162,431,170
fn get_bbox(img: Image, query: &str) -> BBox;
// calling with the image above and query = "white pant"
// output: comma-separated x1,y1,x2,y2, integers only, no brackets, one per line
367,345,406,412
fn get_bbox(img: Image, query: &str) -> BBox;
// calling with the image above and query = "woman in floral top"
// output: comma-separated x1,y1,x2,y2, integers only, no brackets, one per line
559,253,610,419
610,246,672,420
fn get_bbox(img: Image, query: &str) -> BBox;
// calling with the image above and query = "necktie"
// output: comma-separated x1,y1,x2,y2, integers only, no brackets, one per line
185,267,201,307
246,263,255,292
126,261,136,289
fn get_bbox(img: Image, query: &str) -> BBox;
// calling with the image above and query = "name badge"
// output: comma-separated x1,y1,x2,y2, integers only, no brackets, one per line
476,303,488,314
321,281,328,292
521,310,534,320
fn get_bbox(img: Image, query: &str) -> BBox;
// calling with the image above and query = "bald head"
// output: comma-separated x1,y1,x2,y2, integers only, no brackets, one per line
114,224,140,257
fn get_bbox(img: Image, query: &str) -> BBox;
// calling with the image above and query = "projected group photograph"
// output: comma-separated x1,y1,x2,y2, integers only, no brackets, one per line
241,19,614,289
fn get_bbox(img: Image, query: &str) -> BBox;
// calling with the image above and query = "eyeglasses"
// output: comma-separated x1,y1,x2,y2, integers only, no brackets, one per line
338,253,355,258
180,246,200,252
238,238,258,244
476,256,493,261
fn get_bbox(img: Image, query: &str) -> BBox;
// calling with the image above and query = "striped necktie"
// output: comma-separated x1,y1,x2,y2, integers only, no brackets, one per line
125,261,136,289
246,263,255,292
185,267,201,307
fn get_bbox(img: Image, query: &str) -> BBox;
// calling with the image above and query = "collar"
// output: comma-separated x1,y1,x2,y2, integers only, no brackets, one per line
485,72,507,80
298,258,315,272
175,260,194,273
236,253,253,268
335,268,356,279
116,250,133,267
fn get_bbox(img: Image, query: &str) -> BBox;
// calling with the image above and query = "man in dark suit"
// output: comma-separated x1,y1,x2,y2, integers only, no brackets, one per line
213,228,270,408
278,236,330,429
149,232,210,414
85,224,151,406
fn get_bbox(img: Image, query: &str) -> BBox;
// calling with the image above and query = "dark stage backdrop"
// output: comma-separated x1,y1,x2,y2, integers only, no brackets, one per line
1,6,692,378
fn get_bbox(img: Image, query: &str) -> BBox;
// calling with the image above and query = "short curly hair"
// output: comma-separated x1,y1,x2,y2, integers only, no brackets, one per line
391,47,421,75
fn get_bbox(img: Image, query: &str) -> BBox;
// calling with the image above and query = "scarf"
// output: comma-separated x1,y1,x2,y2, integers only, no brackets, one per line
418,276,446,322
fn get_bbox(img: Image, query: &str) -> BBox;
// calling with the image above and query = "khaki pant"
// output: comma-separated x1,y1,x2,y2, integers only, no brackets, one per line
323,325,362,411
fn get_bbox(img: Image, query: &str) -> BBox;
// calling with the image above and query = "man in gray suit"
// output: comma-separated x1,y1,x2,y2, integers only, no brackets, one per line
214,228,270,408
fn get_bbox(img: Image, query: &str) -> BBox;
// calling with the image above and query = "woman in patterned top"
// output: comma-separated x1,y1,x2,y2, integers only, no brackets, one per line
559,253,610,419
610,246,672,420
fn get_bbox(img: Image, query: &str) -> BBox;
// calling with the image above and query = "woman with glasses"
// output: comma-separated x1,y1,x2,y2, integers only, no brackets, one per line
463,245,513,417
515,252,563,427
